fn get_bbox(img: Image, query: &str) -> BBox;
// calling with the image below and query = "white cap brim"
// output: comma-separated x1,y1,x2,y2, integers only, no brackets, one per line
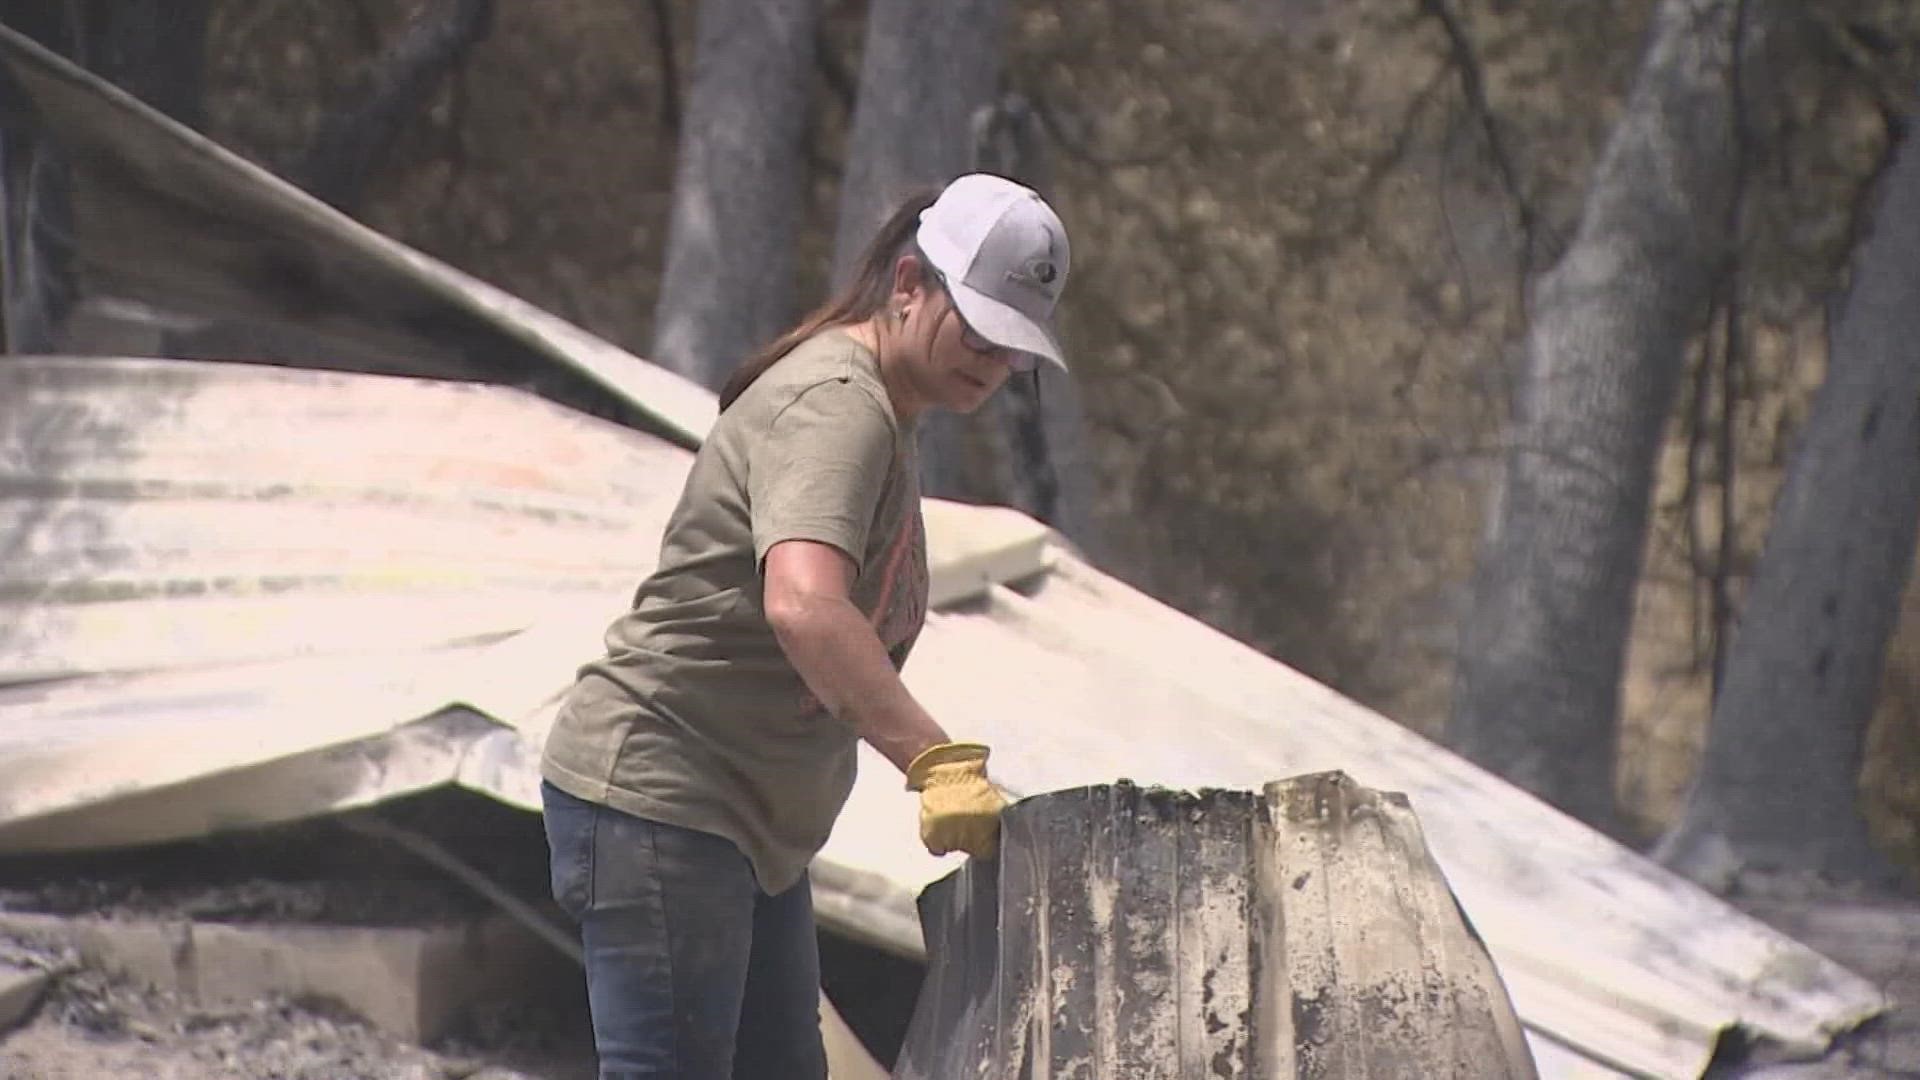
946,277,1068,372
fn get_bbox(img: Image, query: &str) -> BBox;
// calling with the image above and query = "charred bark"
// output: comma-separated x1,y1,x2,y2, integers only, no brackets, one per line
1448,0,1778,829
650,0,819,389
967,95,1101,553
828,0,1004,288
299,0,494,212
830,0,1021,527
79,0,208,128
1658,116,1920,894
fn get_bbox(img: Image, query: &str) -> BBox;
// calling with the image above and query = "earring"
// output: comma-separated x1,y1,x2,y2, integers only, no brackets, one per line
896,307,909,323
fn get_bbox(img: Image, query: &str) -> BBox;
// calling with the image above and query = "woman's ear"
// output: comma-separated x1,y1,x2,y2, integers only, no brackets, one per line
892,253,930,306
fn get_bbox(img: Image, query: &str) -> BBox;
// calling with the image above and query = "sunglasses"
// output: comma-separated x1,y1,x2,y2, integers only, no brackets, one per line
932,271,1042,374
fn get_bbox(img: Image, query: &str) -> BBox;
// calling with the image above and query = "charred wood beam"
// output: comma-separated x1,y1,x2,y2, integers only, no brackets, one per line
341,812,581,965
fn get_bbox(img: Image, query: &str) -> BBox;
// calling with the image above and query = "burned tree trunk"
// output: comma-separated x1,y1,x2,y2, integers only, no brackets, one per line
299,0,494,212
966,95,1101,552
829,0,1004,289
831,0,1006,506
830,5,1104,554
1447,0,1777,830
1657,119,1920,893
79,0,208,128
650,0,819,390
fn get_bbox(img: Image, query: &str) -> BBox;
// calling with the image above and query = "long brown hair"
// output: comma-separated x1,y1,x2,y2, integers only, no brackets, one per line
718,187,942,411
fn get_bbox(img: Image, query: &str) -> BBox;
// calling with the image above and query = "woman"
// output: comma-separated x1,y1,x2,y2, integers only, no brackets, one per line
540,173,1072,1078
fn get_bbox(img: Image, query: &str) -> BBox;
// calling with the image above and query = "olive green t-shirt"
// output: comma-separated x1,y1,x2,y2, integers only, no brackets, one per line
540,329,929,894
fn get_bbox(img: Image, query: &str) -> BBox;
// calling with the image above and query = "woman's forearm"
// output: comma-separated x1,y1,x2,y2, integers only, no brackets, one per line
769,591,949,773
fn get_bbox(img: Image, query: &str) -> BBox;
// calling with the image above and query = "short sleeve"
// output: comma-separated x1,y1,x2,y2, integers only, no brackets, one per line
748,379,896,574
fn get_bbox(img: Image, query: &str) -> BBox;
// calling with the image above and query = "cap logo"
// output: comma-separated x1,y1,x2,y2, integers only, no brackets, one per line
1009,257,1059,292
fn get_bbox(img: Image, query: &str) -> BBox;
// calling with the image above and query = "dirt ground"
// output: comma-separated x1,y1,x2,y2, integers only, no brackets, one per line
0,809,1908,1077
6,901,1918,1079
0,812,593,1080
0,932,594,1080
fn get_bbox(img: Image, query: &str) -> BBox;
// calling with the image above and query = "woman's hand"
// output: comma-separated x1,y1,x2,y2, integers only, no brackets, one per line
906,742,1007,859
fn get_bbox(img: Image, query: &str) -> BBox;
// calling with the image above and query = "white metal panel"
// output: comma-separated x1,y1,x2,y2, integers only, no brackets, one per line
0,649,471,836
0,357,687,683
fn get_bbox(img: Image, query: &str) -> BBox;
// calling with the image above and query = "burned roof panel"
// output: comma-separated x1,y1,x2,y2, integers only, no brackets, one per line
5,355,1880,1077
0,23,716,446
1,355,682,682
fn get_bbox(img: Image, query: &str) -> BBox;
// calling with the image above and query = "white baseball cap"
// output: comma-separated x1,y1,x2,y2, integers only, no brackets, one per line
916,173,1071,372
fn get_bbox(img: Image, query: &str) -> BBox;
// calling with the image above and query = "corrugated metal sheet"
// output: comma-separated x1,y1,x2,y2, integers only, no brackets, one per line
0,26,1890,1080
0,396,1874,1075
0,357,1040,845
0,354,1887,1076
1,356,684,683
895,776,1538,1080
883,564,1882,1077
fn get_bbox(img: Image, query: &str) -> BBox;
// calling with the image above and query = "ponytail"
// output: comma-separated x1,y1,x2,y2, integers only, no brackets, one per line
719,188,942,411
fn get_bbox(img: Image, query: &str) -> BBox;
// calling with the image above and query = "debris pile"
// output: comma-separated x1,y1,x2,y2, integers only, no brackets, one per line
0,800,594,1080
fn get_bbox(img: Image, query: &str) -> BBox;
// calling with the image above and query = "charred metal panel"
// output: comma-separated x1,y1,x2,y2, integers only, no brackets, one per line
0,23,715,446
896,775,1537,1079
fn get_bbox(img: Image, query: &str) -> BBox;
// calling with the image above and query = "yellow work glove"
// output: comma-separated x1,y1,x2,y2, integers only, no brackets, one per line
905,742,1008,859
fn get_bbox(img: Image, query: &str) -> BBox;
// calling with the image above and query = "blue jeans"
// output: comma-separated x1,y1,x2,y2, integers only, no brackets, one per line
541,782,827,1080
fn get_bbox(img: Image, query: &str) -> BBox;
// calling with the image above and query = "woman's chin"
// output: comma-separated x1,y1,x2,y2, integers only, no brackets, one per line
944,374,1003,413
